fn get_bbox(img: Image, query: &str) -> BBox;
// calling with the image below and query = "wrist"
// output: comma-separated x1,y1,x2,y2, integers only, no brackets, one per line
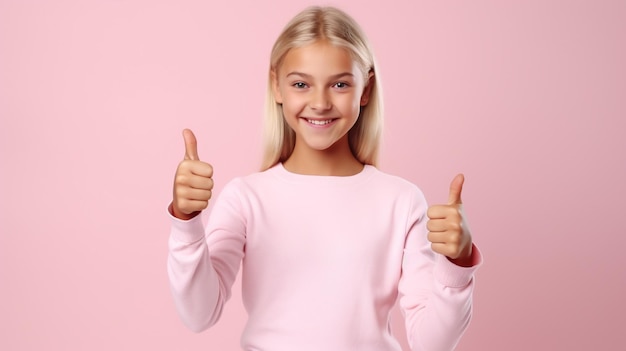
448,244,474,267
169,203,200,220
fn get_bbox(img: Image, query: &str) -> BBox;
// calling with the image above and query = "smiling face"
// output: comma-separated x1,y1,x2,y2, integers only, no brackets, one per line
272,40,371,159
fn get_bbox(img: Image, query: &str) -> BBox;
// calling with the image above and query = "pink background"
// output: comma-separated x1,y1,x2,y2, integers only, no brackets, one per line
1,0,624,350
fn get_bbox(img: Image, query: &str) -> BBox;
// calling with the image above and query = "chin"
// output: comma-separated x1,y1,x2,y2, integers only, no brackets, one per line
307,139,345,152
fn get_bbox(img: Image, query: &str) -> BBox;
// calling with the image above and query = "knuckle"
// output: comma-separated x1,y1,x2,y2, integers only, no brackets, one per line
178,160,191,170
448,233,461,245
175,173,189,185
444,206,457,216
448,221,461,232
426,207,436,218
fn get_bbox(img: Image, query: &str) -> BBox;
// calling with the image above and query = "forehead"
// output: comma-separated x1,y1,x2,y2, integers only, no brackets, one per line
279,41,361,77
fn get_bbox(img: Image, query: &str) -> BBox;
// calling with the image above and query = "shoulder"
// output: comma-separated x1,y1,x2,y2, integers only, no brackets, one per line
230,165,279,186
364,167,428,212
219,165,280,196
369,167,425,195
207,168,278,219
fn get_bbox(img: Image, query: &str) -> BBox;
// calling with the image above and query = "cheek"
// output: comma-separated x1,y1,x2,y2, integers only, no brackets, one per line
279,101,300,127
338,94,362,114
281,93,304,115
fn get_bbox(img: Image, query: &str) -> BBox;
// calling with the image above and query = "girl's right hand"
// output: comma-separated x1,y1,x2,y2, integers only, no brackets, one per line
171,129,214,220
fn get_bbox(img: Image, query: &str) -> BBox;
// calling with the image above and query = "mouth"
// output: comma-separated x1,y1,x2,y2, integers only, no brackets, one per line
302,118,338,126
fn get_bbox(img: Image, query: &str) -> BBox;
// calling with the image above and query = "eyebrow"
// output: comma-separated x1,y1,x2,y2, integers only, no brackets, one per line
286,71,354,80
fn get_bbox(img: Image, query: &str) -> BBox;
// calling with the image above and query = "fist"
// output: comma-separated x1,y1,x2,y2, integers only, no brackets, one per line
427,174,473,266
171,129,214,220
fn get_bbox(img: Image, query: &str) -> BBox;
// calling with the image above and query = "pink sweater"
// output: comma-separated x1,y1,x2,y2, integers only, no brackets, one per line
168,163,482,351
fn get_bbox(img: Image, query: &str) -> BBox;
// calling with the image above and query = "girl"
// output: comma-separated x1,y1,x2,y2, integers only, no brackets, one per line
168,6,481,351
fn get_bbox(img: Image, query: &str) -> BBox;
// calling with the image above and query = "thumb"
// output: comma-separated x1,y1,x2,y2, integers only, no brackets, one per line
182,128,199,161
447,173,464,205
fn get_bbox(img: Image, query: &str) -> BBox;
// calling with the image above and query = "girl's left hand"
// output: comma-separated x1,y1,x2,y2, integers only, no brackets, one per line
426,174,474,267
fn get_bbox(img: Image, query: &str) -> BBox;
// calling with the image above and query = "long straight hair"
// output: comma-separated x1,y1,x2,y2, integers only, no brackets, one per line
261,6,384,170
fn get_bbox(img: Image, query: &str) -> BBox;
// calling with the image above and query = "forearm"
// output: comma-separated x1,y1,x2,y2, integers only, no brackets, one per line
402,246,482,351
407,277,475,350
167,215,226,332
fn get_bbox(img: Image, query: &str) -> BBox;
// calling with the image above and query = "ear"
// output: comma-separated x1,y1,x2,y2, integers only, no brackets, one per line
271,69,283,104
360,70,375,106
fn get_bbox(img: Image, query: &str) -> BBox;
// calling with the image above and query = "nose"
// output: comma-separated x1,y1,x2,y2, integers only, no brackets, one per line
310,88,331,111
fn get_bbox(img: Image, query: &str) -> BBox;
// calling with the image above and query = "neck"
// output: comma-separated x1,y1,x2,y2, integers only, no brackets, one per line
283,138,364,176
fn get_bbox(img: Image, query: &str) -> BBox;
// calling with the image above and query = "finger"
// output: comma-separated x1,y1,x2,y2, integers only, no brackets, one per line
427,219,448,232
447,173,464,205
175,169,212,188
186,175,214,191
178,187,213,202
183,128,200,161
179,159,213,178
427,231,446,244
175,173,213,192
427,204,460,219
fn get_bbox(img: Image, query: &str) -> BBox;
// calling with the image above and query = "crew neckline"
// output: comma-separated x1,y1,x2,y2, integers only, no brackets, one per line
270,162,376,185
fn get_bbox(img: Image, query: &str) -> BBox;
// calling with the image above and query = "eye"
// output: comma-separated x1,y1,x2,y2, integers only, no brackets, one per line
293,82,308,89
333,82,350,89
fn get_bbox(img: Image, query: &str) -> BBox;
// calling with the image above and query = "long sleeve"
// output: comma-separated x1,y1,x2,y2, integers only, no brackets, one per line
167,179,247,332
398,189,482,351
166,165,481,350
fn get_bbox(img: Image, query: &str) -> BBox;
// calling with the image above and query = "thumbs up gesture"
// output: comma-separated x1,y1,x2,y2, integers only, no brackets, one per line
171,129,214,220
427,174,473,266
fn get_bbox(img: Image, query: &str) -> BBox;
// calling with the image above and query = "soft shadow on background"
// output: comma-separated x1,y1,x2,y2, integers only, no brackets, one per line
1,1,624,350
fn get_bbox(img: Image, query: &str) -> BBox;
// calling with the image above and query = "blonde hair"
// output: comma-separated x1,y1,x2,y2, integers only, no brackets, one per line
261,6,383,170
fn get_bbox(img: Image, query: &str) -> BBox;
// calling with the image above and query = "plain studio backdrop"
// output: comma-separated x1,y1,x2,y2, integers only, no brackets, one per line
1,0,624,350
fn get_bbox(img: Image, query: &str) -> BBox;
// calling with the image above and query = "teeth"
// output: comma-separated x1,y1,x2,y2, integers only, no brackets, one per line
307,119,333,125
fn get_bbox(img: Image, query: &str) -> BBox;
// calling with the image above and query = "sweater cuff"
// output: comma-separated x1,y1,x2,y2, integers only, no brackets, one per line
167,205,206,243
433,244,483,288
